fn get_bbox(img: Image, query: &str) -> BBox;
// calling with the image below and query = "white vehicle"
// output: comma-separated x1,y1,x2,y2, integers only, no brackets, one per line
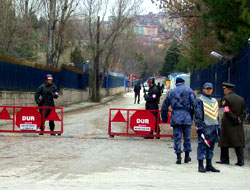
143,83,149,92
169,73,191,89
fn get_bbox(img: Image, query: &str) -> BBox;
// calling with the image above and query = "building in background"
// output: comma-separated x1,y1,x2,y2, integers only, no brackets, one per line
133,12,183,47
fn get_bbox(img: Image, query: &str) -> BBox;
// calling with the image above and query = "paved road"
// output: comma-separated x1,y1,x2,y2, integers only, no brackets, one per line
0,91,249,190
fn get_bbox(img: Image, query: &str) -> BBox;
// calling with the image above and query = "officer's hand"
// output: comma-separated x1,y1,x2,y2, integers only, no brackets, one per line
197,128,203,135
238,117,242,124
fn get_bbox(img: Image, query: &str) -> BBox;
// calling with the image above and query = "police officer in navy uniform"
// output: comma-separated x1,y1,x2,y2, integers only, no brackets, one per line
161,77,196,164
195,82,220,173
144,77,161,138
216,82,246,166
35,74,59,135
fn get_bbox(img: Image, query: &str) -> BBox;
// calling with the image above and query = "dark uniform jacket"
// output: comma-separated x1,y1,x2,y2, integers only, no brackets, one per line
219,92,246,148
134,84,141,94
161,83,196,126
144,85,160,110
35,83,59,107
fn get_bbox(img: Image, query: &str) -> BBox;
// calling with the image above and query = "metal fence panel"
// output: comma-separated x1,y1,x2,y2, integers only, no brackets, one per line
191,44,250,110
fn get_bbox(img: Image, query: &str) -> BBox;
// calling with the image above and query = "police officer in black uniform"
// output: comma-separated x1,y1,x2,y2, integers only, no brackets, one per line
144,77,161,138
35,74,59,135
216,82,247,166
134,82,141,104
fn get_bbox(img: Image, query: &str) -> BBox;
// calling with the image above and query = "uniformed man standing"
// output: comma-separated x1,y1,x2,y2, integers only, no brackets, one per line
144,77,161,138
161,77,196,164
35,74,59,135
195,82,220,173
134,82,141,104
216,83,246,166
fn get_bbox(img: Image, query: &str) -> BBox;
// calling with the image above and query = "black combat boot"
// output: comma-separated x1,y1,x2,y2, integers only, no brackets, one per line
206,159,220,172
198,160,206,173
176,153,181,164
184,152,191,163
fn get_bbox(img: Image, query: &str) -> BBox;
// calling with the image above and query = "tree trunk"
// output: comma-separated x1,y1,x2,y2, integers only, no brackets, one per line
91,16,101,102
46,0,56,67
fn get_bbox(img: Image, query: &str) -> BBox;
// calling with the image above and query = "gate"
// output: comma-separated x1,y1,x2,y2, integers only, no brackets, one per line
0,106,63,135
108,108,172,138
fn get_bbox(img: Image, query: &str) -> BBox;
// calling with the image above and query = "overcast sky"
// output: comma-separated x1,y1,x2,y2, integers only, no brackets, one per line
141,0,160,14
100,0,161,20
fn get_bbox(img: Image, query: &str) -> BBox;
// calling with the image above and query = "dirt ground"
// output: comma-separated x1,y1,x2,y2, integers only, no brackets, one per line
0,91,249,190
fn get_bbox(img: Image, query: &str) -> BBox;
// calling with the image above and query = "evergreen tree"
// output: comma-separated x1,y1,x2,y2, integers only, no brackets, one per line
70,46,85,63
202,0,250,55
161,40,180,76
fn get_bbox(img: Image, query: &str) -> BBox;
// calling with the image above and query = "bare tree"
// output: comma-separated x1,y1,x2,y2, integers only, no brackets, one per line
0,0,42,60
41,0,79,67
79,0,142,102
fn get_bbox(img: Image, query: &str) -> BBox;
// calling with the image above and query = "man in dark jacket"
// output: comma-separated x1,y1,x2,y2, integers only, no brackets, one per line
157,82,162,104
35,74,59,135
144,77,161,138
216,82,246,166
134,82,141,104
161,77,196,164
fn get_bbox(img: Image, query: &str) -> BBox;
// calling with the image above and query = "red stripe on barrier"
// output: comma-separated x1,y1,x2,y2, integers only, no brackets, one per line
46,109,61,121
0,107,11,120
111,110,126,122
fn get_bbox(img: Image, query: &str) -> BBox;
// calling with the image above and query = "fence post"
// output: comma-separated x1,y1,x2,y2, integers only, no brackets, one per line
106,73,109,89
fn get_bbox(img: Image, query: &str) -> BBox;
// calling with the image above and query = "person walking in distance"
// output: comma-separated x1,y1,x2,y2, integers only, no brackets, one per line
134,82,141,104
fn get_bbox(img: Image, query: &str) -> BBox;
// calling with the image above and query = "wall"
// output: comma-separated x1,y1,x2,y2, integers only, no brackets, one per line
245,125,250,158
0,87,124,107
100,87,124,97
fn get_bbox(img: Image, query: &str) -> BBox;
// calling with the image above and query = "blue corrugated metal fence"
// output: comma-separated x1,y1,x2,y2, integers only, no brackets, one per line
0,58,126,92
191,44,250,111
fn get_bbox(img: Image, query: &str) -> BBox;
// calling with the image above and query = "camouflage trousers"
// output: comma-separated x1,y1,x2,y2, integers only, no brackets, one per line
197,125,218,160
197,135,215,160
173,125,192,154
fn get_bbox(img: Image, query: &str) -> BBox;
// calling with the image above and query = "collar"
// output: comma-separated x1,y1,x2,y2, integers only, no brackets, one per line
202,93,212,99
176,83,184,87
45,83,53,87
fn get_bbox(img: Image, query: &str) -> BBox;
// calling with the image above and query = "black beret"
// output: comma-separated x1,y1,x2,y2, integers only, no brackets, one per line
176,77,185,84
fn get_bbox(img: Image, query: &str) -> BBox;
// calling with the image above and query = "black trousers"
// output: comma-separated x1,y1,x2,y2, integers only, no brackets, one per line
220,147,244,164
146,103,160,134
134,93,140,104
152,110,160,134
39,108,55,131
